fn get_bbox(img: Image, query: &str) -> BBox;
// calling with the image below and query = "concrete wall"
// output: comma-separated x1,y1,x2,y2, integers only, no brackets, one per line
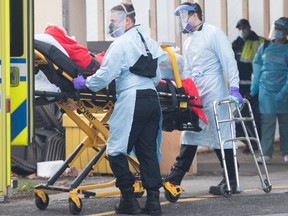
34,0,63,34
34,0,87,46
35,0,286,44
63,0,87,46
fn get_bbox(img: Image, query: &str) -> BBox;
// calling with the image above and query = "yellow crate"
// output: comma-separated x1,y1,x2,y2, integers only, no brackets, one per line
63,113,196,176
62,113,113,174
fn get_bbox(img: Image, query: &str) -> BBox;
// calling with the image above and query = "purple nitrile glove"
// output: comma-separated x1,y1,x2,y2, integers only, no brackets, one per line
73,75,86,90
229,87,243,107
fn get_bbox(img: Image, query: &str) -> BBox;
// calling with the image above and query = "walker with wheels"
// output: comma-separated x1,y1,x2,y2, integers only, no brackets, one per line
162,97,272,202
212,98,272,197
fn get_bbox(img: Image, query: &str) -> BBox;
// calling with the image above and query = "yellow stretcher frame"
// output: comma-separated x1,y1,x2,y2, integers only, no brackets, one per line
34,49,145,214
33,45,188,214
35,96,144,214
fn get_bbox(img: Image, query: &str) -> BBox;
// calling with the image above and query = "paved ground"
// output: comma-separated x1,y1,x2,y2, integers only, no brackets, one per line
0,143,287,216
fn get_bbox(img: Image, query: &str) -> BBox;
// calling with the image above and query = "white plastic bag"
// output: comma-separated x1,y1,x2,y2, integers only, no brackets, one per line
35,70,61,100
159,51,187,80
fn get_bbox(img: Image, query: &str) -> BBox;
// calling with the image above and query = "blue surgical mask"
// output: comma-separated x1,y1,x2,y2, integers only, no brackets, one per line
274,29,285,40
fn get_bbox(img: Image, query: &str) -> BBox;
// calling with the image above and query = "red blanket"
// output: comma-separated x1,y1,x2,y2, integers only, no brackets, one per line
44,25,104,70
181,78,208,124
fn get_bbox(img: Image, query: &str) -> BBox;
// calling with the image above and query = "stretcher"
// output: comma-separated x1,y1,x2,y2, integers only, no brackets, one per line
33,39,203,214
213,98,272,197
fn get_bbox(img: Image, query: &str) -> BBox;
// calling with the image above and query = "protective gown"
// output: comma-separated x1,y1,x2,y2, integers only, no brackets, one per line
85,26,164,157
252,41,288,114
180,23,240,149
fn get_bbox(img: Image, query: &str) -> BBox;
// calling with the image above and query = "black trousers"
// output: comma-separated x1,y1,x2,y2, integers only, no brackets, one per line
214,149,238,180
109,89,162,190
237,86,261,145
174,145,238,181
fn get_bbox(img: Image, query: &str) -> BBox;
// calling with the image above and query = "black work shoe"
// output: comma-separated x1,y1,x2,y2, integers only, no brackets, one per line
141,190,162,215
115,188,142,214
209,179,240,195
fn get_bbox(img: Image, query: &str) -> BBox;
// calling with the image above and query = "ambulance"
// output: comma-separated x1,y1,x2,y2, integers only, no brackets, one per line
0,0,34,201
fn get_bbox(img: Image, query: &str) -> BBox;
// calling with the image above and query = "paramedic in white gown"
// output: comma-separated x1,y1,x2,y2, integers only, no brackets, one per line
73,3,164,215
165,2,243,196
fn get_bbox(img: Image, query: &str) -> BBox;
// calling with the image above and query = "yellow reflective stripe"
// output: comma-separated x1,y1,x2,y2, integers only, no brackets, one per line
239,80,252,85
240,38,265,62
11,98,27,145
10,60,28,145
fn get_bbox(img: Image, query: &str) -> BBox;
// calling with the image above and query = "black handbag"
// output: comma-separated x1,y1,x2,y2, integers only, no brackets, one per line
129,31,158,78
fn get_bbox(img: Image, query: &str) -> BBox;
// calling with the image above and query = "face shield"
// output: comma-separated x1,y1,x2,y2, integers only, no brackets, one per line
176,10,194,34
108,4,136,38
174,5,197,34
269,25,288,40
268,23,275,40
274,17,288,40
108,10,127,38
269,17,288,40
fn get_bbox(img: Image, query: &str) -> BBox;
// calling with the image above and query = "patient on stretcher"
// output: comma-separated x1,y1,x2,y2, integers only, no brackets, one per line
34,25,104,99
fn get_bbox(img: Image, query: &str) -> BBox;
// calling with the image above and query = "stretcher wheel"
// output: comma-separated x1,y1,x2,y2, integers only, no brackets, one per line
164,187,180,202
263,179,272,193
220,184,232,198
69,197,82,215
35,191,49,210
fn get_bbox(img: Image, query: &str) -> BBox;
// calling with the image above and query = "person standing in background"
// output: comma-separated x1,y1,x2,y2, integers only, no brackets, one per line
251,17,288,164
232,19,265,154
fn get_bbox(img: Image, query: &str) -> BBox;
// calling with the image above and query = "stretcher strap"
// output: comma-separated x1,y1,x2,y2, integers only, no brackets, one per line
34,40,79,78
34,90,116,102
165,79,178,109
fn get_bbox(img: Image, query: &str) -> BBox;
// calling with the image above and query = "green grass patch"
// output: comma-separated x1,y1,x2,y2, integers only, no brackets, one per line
13,179,38,193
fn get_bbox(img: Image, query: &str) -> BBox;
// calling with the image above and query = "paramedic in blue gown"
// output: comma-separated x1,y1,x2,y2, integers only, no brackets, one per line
164,2,243,195
73,3,164,215
251,17,288,164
